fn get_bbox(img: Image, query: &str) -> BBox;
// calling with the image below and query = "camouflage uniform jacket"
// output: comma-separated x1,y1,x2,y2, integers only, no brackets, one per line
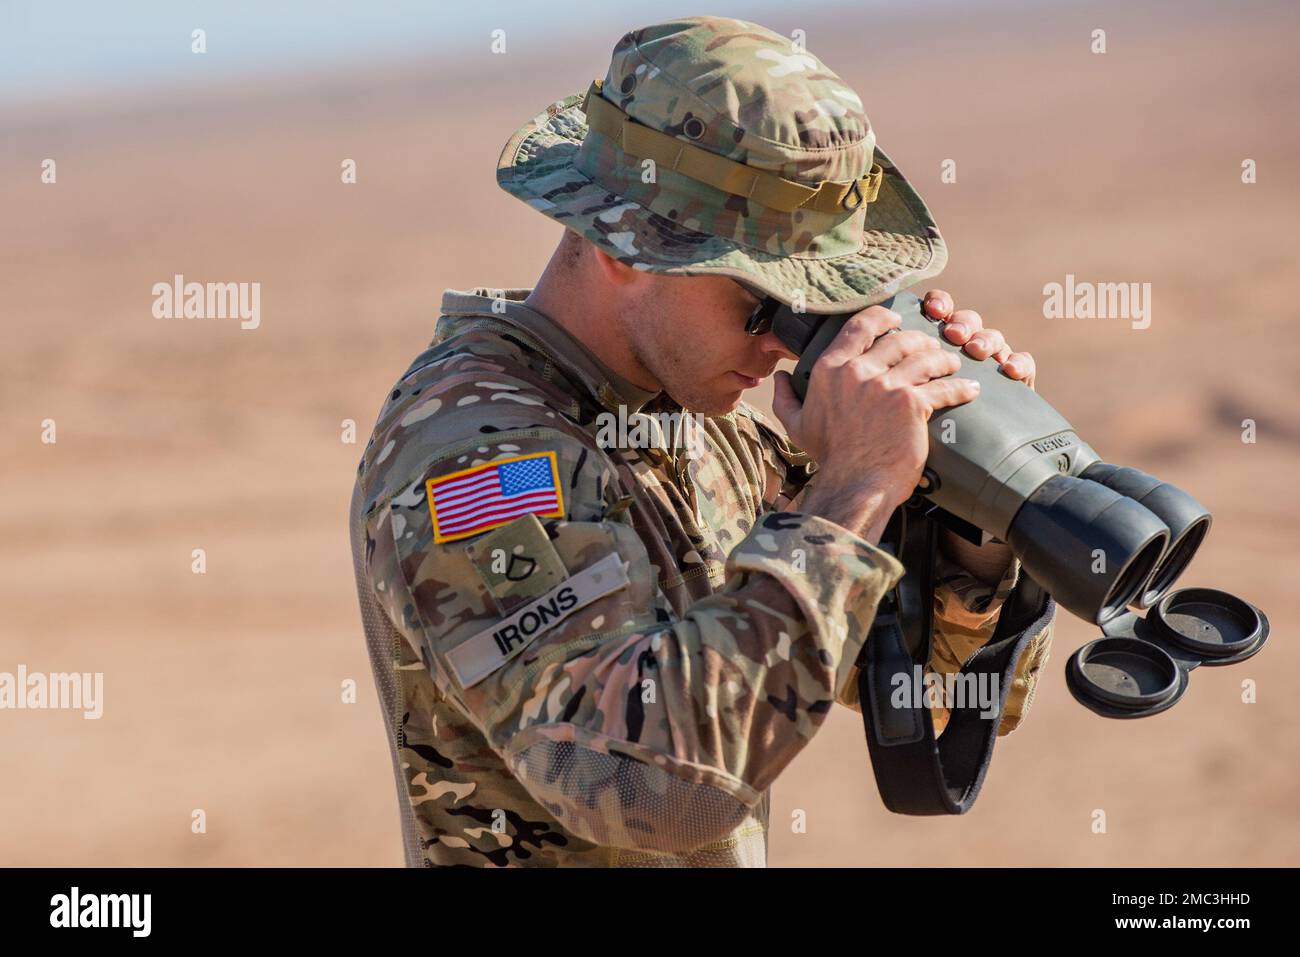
349,287,1055,867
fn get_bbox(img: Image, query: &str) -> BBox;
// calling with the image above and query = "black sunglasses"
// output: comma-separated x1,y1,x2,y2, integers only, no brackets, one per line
736,281,783,336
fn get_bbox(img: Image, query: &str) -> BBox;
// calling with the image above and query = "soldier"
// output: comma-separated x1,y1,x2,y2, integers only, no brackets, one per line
348,15,1054,867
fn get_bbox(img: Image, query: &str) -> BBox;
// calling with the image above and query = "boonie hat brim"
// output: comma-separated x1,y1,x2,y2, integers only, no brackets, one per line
497,88,949,315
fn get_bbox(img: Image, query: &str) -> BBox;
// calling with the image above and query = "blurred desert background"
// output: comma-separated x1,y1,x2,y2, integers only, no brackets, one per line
2,0,1297,866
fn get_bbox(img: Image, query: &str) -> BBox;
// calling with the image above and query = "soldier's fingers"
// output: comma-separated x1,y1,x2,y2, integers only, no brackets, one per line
923,289,953,319
771,370,803,437
963,327,1009,361
916,376,982,415
1001,351,1037,389
941,308,984,345
886,346,963,386
818,306,900,366
856,329,939,373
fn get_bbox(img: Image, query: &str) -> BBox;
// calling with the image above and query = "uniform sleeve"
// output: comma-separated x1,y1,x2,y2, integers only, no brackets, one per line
362,426,904,855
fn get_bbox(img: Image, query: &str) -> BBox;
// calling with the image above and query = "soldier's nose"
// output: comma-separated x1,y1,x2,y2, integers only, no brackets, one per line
757,330,798,363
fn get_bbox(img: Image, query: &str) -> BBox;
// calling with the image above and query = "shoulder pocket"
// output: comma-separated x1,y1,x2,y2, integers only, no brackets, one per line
465,513,570,613
427,516,660,695
395,488,659,690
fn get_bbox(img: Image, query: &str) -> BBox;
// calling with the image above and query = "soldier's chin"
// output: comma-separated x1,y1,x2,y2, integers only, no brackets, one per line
664,380,744,416
700,389,745,416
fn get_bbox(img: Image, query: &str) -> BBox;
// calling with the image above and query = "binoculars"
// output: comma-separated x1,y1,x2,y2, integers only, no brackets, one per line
771,289,1268,717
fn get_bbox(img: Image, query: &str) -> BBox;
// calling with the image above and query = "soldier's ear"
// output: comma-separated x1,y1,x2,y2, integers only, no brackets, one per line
589,243,640,287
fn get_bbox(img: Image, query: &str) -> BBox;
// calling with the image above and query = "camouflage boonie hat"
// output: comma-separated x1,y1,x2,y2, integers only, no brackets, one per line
496,15,946,315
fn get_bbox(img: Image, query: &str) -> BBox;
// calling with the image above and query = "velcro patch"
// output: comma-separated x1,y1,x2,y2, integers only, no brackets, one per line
464,513,570,613
427,452,565,544
445,553,629,688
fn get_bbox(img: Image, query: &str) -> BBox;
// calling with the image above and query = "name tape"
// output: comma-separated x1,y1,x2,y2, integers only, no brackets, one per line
446,553,630,688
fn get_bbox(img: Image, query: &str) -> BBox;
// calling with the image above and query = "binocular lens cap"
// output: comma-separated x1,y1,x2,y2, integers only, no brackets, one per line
1150,588,1266,661
1067,636,1186,717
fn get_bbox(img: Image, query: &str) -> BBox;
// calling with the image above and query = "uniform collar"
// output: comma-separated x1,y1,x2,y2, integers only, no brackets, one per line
439,287,664,414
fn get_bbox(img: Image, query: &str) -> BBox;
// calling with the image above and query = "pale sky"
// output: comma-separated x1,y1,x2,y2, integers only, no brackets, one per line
0,0,906,105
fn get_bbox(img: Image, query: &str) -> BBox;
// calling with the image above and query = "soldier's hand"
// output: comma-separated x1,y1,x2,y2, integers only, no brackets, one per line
922,289,1037,390
771,304,980,540
920,289,1032,580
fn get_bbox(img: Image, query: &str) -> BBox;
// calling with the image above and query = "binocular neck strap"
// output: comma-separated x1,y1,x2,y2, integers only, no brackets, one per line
859,504,1055,815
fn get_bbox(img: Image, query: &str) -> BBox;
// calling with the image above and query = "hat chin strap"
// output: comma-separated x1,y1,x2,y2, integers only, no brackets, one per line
581,79,882,215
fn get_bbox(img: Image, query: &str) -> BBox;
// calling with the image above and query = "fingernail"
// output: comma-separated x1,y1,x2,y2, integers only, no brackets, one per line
948,322,968,337
970,334,987,349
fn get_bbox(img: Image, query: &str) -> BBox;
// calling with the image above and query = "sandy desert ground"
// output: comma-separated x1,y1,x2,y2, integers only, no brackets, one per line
1,0,1297,865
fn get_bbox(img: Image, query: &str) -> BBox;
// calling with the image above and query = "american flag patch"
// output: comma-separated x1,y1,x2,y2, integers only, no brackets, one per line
426,452,564,543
